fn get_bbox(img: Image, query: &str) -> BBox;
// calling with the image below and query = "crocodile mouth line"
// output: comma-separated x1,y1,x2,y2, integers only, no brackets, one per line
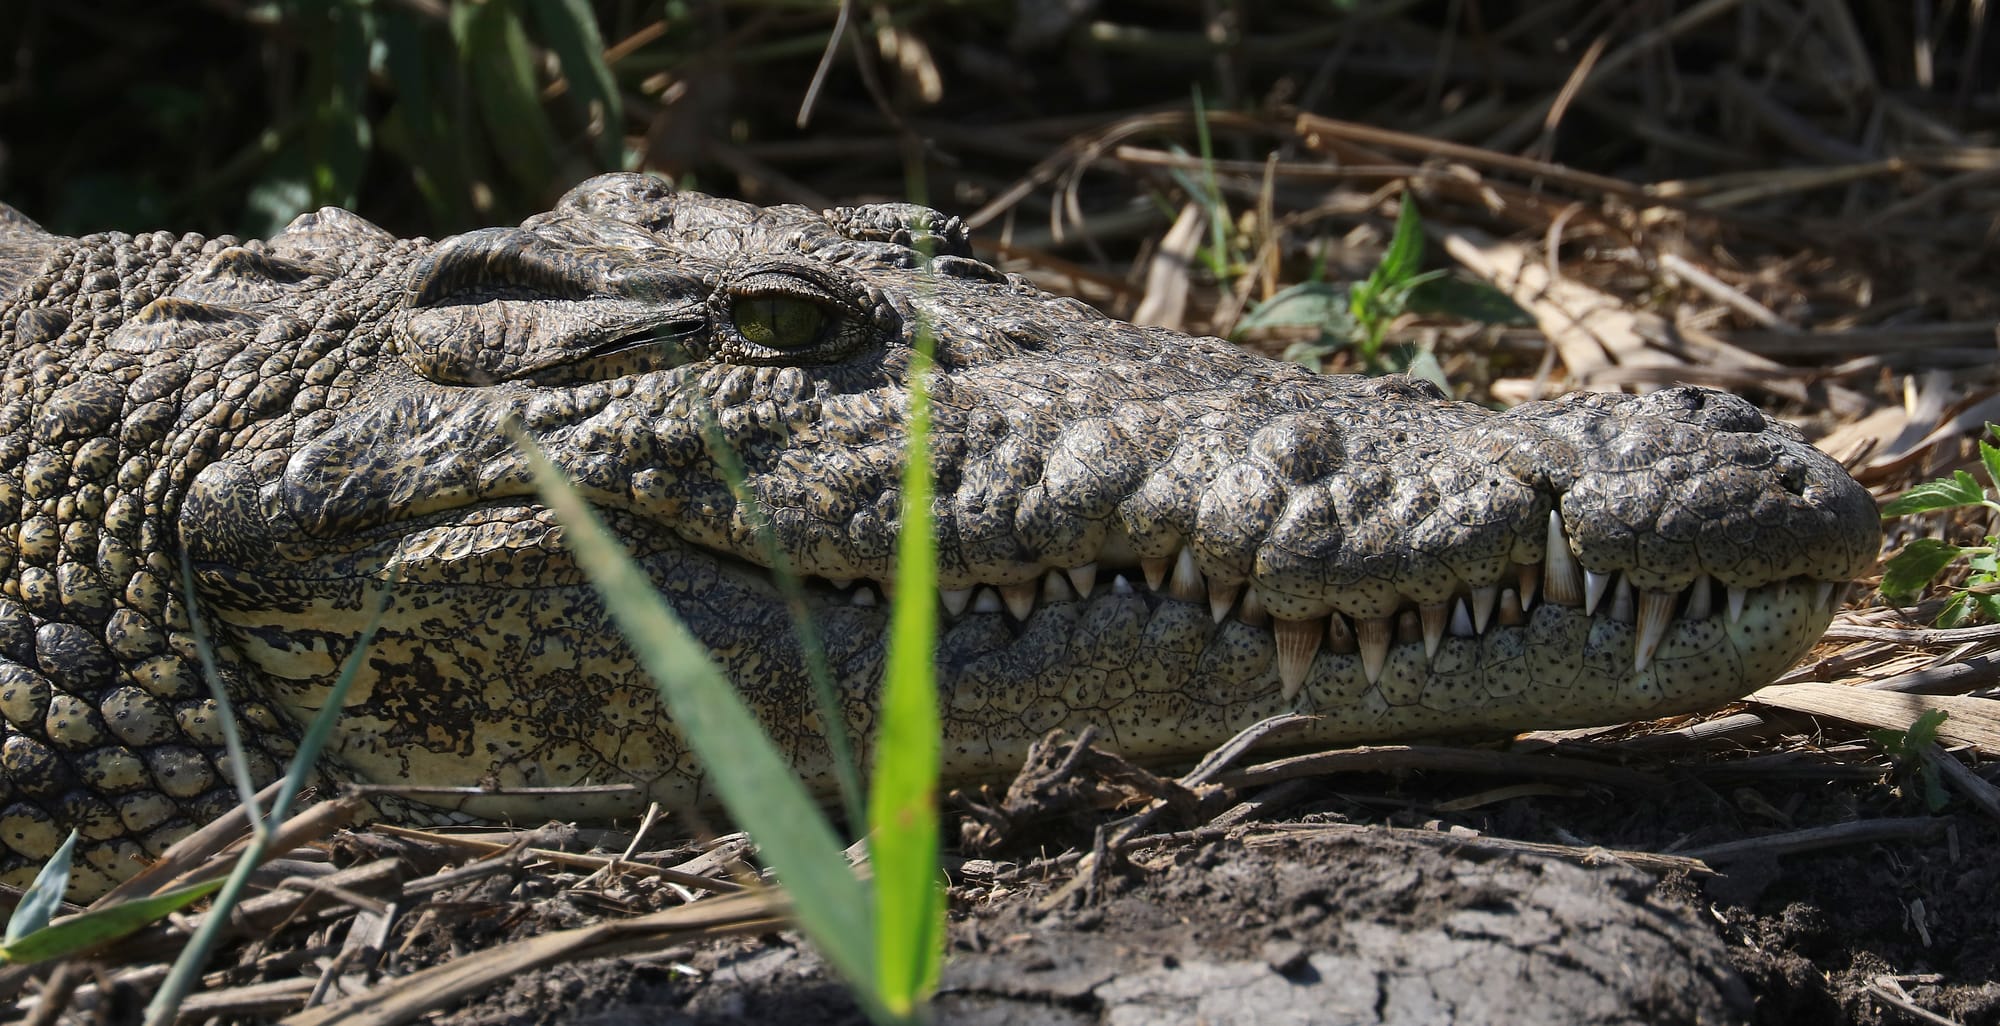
790,509,1847,700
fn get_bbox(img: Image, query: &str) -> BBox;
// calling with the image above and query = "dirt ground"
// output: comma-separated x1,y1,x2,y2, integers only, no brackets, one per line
397,725,2000,1026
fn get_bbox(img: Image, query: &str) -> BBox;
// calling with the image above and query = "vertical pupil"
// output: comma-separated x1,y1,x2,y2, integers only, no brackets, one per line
735,297,823,347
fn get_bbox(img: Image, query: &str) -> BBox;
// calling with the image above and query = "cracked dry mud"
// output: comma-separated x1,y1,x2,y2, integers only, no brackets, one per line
412,764,2000,1026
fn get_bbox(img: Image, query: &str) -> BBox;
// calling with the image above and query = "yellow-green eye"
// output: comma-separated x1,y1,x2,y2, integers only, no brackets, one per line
732,296,827,349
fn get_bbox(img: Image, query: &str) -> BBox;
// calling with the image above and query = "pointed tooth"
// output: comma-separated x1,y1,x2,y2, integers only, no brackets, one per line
850,584,878,607
1516,564,1539,610
1042,570,1076,603
1449,599,1475,637
1633,589,1675,671
1497,589,1526,626
1471,585,1498,634
1238,588,1270,626
1815,581,1835,610
1544,513,1583,606
1683,574,1712,621
1000,582,1037,620
1419,601,1448,658
941,587,973,617
1325,611,1356,653
1141,555,1171,591
1273,617,1323,701
1584,570,1613,615
970,587,1003,614
825,575,855,589
1168,548,1204,603
1209,579,1242,623
1111,574,1135,596
1727,585,1747,623
1066,562,1099,597
1356,617,1392,684
1609,576,1634,622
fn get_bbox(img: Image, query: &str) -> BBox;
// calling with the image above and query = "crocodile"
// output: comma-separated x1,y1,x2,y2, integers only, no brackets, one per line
0,173,1876,894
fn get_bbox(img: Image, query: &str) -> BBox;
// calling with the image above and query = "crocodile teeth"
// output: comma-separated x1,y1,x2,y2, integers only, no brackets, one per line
1356,617,1392,684
1633,589,1675,671
1584,570,1613,615
1449,599,1475,637
1141,555,1171,591
970,587,1003,614
1000,582,1037,620
941,587,973,617
1419,601,1448,658
1544,513,1583,606
1517,563,1540,610
1815,580,1835,610
1111,574,1136,596
1238,588,1270,626
1167,548,1204,603
1608,575,1633,623
1684,574,1712,621
850,585,878,607
1273,617,1323,701
1042,570,1076,603
1727,585,1747,623
1497,589,1526,626
1325,612,1357,653
826,575,855,589
1209,580,1242,623
1067,562,1099,598
1471,585,1498,634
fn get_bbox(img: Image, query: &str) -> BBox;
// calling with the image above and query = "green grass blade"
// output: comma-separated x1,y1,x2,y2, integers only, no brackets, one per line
509,425,877,996
0,880,222,967
4,829,75,946
869,334,944,1017
699,412,867,831
527,0,625,168
143,570,397,1026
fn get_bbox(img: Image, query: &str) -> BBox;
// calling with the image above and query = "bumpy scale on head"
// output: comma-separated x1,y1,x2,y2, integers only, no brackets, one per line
0,174,1878,894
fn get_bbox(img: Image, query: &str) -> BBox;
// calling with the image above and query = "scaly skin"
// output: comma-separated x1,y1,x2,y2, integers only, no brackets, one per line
0,175,1876,893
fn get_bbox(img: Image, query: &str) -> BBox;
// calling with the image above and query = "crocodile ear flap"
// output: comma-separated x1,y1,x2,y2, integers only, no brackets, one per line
0,203,58,303
822,203,971,258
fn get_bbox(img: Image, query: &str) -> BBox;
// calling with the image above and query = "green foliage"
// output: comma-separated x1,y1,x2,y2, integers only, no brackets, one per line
871,325,946,1016
1879,426,2000,625
1,878,224,968
1237,193,1525,378
1870,708,1952,812
518,401,944,1022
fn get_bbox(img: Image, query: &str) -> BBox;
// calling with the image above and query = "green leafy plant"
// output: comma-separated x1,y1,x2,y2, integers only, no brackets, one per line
1870,708,1952,812
0,829,222,967
1879,424,2000,626
1235,194,1528,378
512,324,945,1020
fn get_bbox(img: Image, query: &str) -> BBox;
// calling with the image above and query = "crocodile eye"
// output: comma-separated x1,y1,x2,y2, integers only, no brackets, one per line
732,296,827,349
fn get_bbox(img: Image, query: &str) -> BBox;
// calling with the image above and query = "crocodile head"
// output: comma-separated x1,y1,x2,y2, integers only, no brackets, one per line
0,173,1877,890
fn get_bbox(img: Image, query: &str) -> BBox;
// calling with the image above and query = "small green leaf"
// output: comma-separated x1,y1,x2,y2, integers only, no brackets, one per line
1374,193,1426,289
5,830,76,946
1406,275,1534,326
1935,590,1975,628
1980,434,2000,494
1235,282,1354,336
1881,470,1987,517
1,880,223,967
1879,538,1965,600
